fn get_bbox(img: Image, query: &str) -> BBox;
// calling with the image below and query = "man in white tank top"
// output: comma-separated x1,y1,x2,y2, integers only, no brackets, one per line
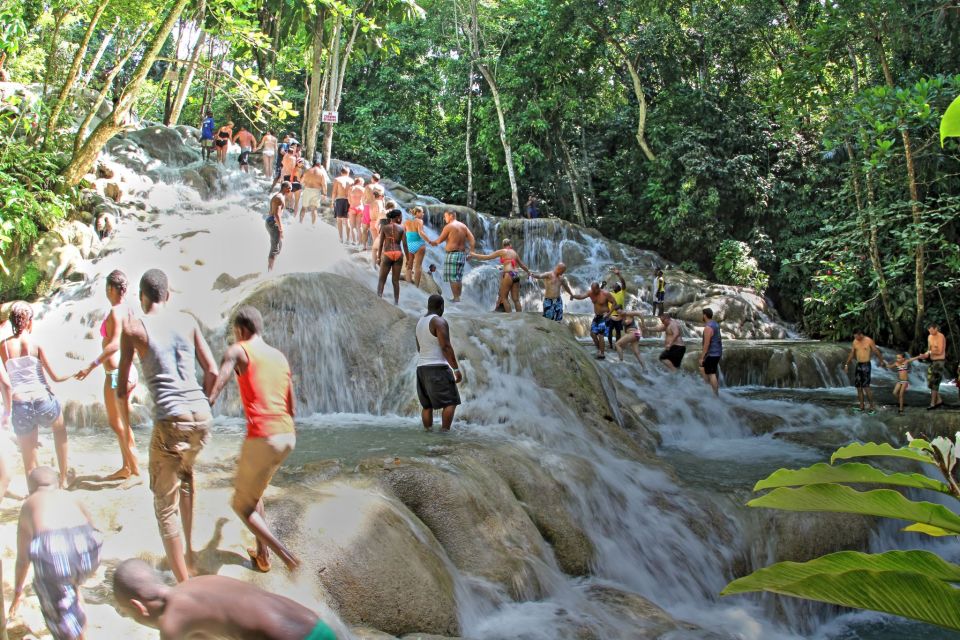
415,295,462,431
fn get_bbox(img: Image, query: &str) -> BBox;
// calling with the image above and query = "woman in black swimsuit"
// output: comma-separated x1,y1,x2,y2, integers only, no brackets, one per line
375,209,409,305
215,121,234,163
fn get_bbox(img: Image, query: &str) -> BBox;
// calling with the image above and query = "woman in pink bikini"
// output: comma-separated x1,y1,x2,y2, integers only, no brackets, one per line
471,238,531,312
77,270,140,480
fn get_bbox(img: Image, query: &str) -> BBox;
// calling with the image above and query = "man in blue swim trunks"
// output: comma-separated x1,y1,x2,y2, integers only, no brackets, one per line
531,262,573,322
430,210,475,302
114,558,338,639
571,282,620,359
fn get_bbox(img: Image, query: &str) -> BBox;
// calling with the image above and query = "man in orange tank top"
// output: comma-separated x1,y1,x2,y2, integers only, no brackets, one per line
207,306,299,573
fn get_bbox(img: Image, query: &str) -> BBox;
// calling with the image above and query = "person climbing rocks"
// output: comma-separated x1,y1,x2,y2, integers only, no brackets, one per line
117,269,217,583
8,467,103,639
606,268,627,349
571,282,620,359
257,130,278,176
653,269,666,316
366,188,387,259
347,177,365,244
362,173,382,245
429,210,476,303
416,295,462,431
375,209,409,305
403,206,431,287
232,125,257,174
113,559,337,640
845,329,884,414
265,183,290,272
615,310,646,366
200,110,215,162
649,312,685,371
883,352,923,415
75,269,140,481
0,301,76,489
207,306,300,573
920,322,948,410
300,161,329,225
271,133,291,184
699,307,723,395
215,121,233,164
531,262,574,322
331,166,353,244
471,239,531,312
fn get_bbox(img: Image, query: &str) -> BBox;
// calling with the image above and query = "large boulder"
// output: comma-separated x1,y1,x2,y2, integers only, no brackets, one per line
126,125,201,166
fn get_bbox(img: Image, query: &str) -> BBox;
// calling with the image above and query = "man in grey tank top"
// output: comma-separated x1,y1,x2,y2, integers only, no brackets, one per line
117,269,217,582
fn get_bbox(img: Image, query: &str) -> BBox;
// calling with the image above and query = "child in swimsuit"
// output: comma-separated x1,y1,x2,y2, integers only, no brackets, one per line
884,352,923,415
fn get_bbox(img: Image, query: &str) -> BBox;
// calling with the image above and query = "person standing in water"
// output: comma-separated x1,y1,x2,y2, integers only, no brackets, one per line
845,329,884,414
653,269,666,316
362,173,382,245
75,270,140,481
416,295,462,431
570,283,620,359
366,187,387,258
347,177,366,244
331,167,353,244
233,126,257,174
615,310,646,365
699,307,722,395
265,182,290,272
207,306,300,573
117,269,217,583
300,161,329,225
606,268,627,349
403,206,430,287
256,130,278,176
649,312,685,371
113,559,337,640
883,352,923,415
531,262,574,322
471,239,531,312
375,209,409,304
214,121,233,164
0,302,74,488
200,111,215,162
429,211,476,303
921,322,948,410
8,467,102,639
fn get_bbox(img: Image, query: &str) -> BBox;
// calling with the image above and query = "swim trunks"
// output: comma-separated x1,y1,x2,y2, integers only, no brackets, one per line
701,355,721,375
854,362,872,388
333,198,350,218
301,187,324,209
416,364,461,409
659,345,686,368
107,367,139,392
443,251,466,283
928,360,946,390
30,523,102,640
238,149,251,166
656,291,665,303
304,619,337,640
543,297,563,322
606,319,624,336
201,138,213,148
590,314,607,335
266,218,282,259
11,395,61,437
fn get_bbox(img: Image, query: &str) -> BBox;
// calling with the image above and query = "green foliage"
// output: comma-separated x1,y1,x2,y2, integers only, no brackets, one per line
712,240,769,294
726,436,960,631
18,264,45,298
943,96,960,146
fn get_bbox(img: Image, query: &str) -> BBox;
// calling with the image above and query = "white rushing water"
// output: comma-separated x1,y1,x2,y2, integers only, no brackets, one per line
7,142,959,640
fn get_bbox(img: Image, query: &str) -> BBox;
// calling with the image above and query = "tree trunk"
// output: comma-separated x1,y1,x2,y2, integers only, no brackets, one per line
475,63,520,217
79,18,119,90
321,16,342,171
464,62,474,208
62,0,191,186
558,135,586,226
620,54,655,161
168,29,206,126
42,10,68,100
304,14,325,163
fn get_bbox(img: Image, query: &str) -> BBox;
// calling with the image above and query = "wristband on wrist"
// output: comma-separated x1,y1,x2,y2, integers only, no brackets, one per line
92,357,101,368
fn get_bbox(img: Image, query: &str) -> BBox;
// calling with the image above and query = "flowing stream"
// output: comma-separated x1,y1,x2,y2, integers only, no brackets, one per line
7,141,960,640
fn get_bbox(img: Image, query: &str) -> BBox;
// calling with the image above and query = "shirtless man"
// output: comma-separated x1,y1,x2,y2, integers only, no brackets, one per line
9,467,102,639
266,183,290,272
257,130,278,176
114,559,337,640
361,173,381,244
299,162,329,224
570,283,620,359
531,262,573,322
921,323,948,410
118,269,217,583
347,177,366,244
331,167,353,243
232,126,257,174
845,329,884,413
648,312,685,371
429,211,476,302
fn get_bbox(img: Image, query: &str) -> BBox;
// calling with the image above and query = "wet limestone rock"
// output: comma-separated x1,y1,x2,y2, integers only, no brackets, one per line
586,585,724,639
126,125,201,166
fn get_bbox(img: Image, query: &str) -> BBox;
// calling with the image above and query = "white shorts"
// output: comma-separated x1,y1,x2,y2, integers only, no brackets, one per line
301,187,324,209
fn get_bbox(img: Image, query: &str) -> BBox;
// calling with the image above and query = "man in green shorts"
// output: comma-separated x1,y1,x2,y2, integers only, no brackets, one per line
429,210,475,302
114,558,337,639
921,322,948,410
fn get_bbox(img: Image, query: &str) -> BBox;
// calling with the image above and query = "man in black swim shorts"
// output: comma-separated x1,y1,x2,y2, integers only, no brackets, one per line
650,312,685,372
415,295,462,431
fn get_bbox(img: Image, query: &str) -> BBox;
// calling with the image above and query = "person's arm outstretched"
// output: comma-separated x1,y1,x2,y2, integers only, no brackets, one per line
77,309,122,380
36,345,72,383
207,343,247,406
192,318,219,397
430,226,449,247
845,343,855,367
470,249,500,261
570,290,590,300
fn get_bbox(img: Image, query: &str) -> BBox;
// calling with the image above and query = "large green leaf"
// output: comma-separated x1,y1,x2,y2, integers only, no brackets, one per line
941,95,960,146
723,550,960,595
747,484,960,534
723,552,960,631
831,442,934,466
753,462,950,494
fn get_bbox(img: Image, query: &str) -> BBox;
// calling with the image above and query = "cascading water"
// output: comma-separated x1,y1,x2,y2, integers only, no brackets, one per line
8,131,960,640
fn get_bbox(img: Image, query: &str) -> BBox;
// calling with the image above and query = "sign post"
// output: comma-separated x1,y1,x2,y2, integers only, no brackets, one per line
322,111,339,124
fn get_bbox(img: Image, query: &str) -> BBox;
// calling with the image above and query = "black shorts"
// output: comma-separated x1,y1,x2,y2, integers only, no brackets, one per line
334,198,350,219
855,362,872,388
416,365,461,410
656,291,665,303
238,150,250,165
215,139,227,148
701,355,721,375
659,345,686,368
606,319,624,335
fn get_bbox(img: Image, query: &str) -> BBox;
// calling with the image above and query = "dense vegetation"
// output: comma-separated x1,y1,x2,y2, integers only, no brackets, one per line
1,0,958,356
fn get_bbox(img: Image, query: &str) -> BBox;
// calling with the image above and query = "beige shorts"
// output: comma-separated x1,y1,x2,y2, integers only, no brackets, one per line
149,412,212,539
301,187,324,209
232,432,296,515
